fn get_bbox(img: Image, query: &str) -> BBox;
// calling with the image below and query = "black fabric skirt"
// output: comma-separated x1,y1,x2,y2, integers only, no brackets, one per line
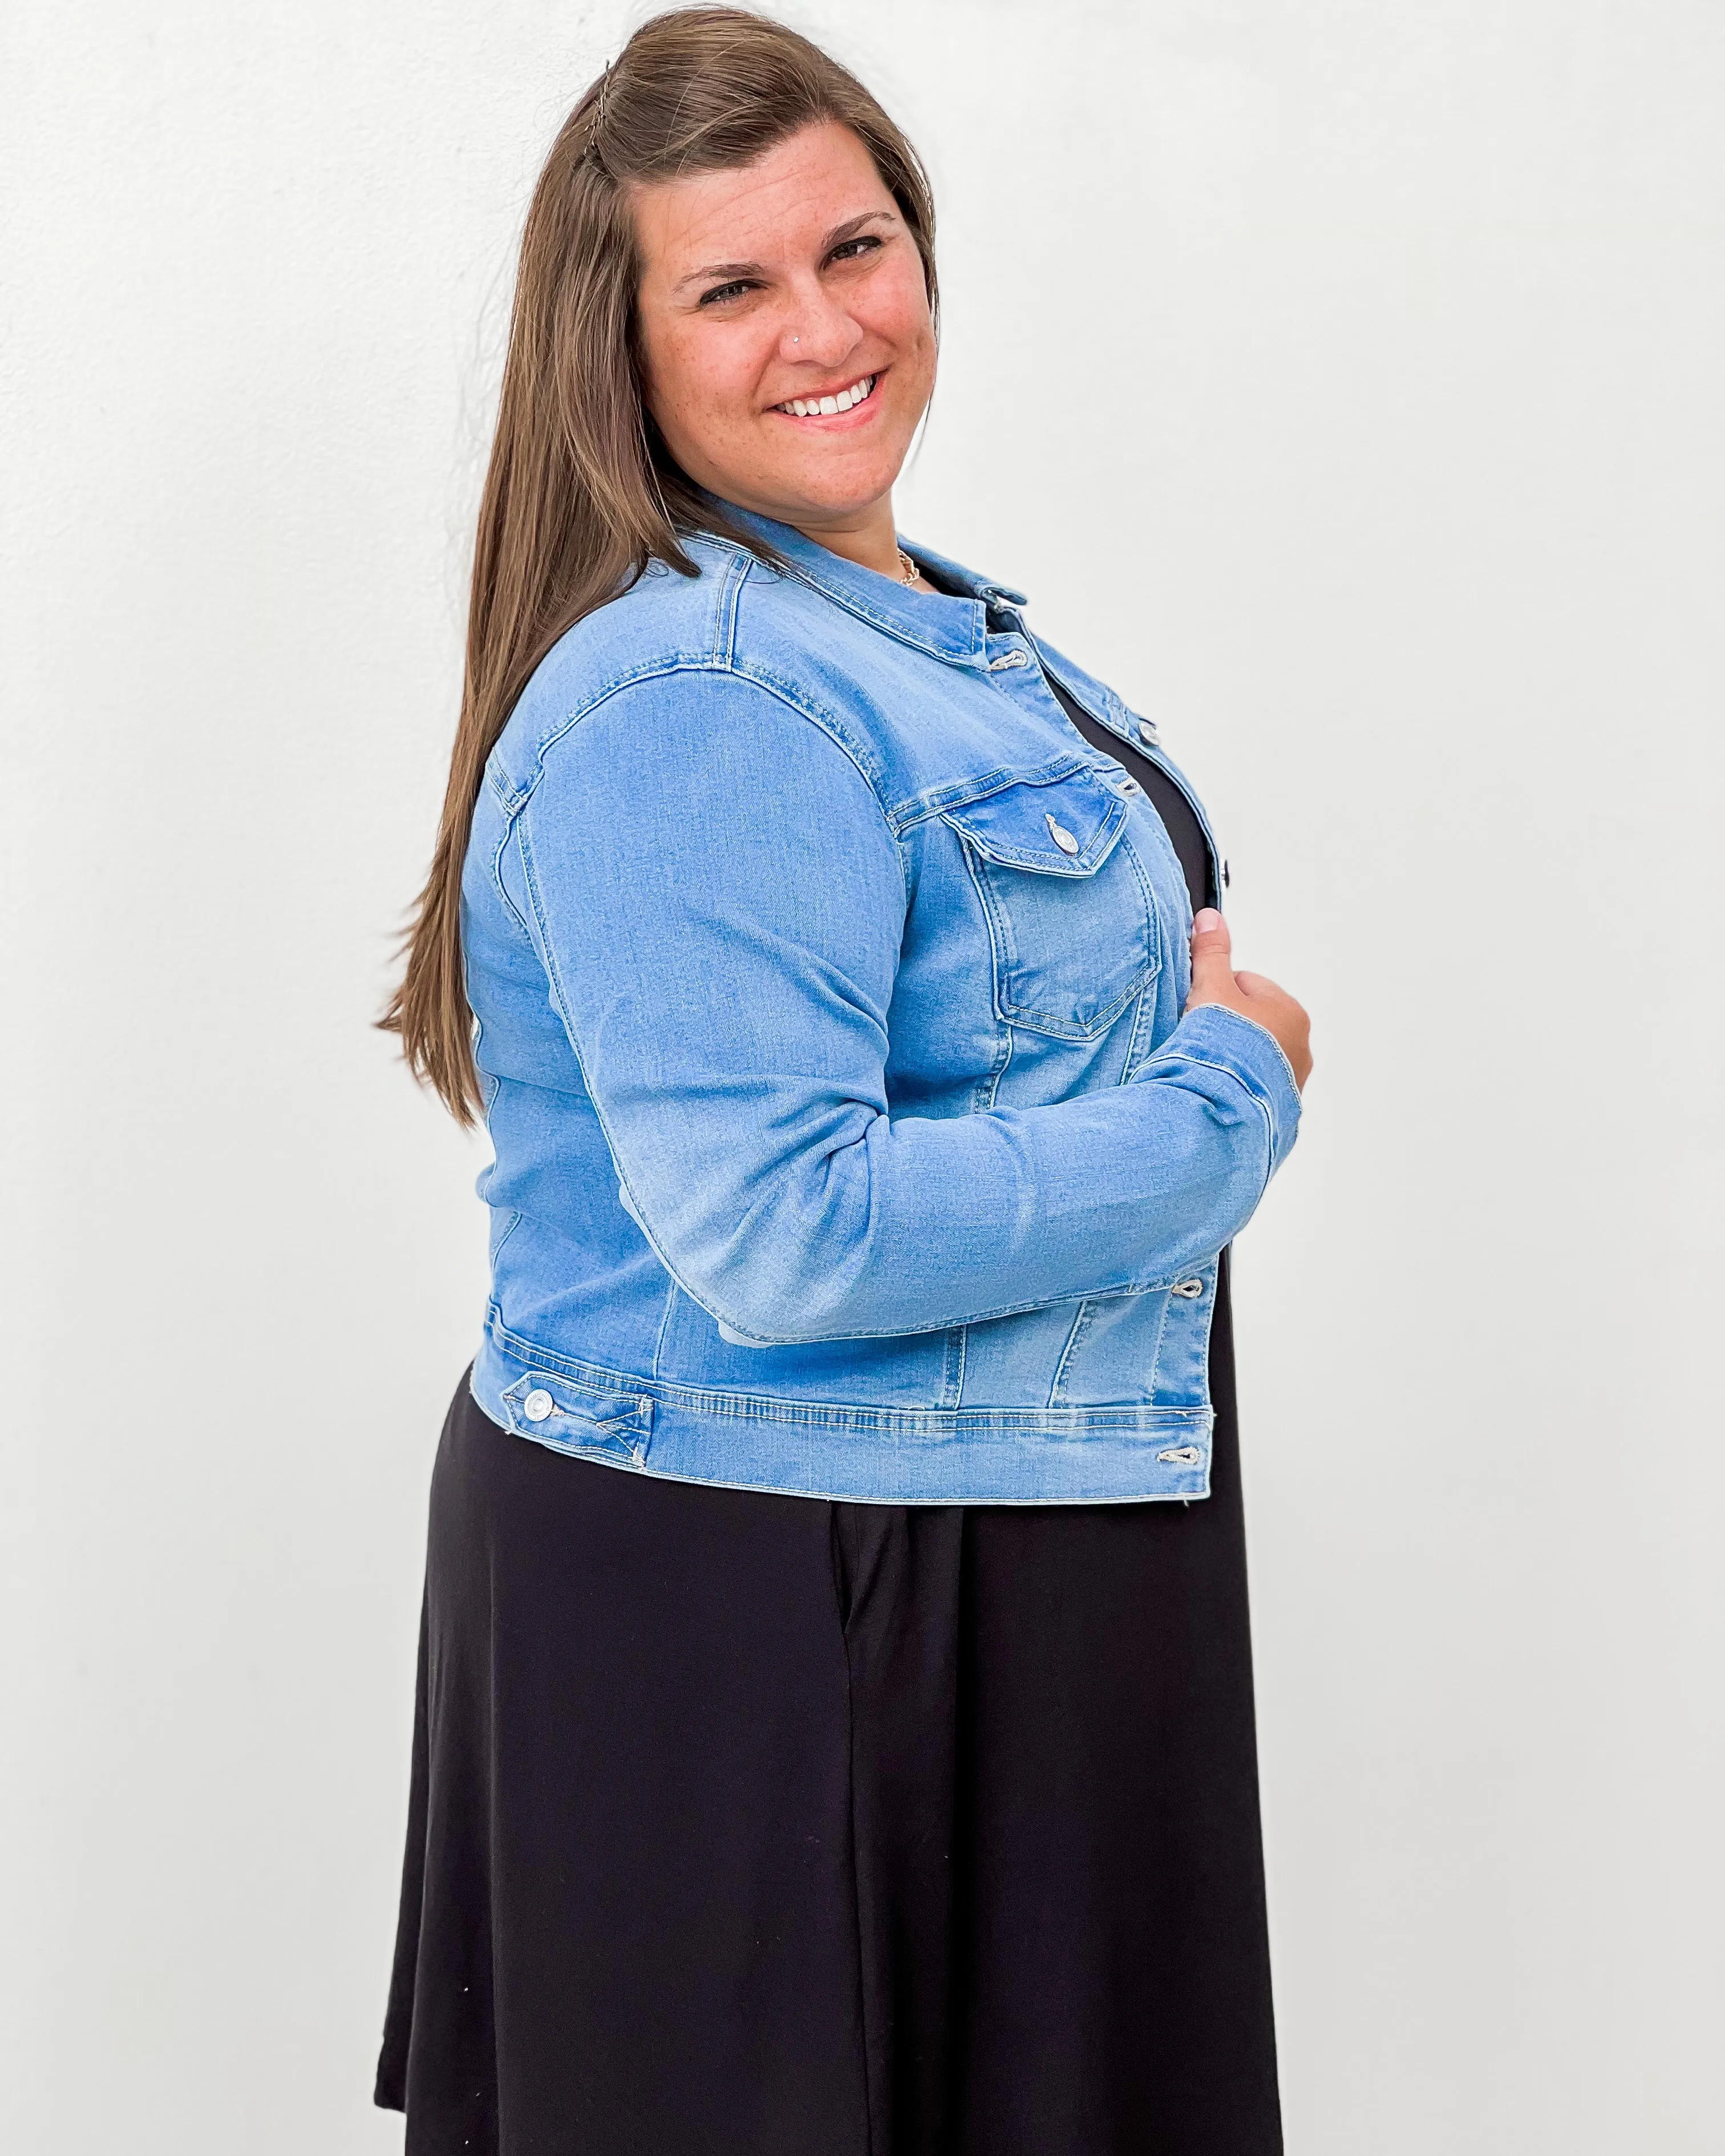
376,1255,1281,2155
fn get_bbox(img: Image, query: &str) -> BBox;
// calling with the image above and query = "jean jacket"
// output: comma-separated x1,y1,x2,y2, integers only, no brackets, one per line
461,506,1301,1503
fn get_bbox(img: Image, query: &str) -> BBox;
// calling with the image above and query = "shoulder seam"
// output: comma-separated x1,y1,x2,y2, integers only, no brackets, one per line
511,655,906,859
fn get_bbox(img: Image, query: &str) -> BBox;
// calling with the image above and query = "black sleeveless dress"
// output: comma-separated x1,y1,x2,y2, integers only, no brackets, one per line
375,682,1283,2156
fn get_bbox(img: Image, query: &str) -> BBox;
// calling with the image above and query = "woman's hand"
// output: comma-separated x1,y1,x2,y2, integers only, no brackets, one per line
1185,909,1313,1093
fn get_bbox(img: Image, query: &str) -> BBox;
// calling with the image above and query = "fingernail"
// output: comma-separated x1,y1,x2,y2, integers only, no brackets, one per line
1192,909,1224,934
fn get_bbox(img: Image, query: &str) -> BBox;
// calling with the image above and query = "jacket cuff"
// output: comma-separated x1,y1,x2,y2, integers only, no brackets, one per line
1159,1002,1303,1173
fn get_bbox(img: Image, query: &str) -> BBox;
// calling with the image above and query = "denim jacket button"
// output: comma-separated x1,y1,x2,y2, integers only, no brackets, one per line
1137,718,1159,745
523,1388,554,1421
1044,814,1080,855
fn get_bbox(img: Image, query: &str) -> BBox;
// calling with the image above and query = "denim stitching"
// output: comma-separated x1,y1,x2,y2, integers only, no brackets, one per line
485,772,535,943
964,840,1156,1041
1143,1279,1179,1402
714,549,746,665
513,812,739,1338
1030,635,1225,895
714,536,987,666
946,1323,967,1410
650,1275,680,1377
980,1010,1013,1112
1119,975,1155,1081
1047,1299,1095,1408
1188,1009,1302,1122
1139,1043,1281,1166
485,1440,1213,1507
484,1306,1212,1435
895,749,1093,830
719,656,900,841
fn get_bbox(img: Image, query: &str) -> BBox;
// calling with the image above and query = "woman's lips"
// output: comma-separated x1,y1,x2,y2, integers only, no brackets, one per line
771,370,882,420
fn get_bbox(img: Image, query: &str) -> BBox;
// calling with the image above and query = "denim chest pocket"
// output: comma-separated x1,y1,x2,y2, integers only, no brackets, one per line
943,768,1159,1040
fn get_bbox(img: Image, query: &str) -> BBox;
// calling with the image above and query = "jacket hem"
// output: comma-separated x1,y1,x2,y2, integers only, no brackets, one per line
471,1322,1215,1506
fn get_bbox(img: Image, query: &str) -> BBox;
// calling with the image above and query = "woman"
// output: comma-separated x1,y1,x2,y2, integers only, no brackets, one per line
376,10,1311,2153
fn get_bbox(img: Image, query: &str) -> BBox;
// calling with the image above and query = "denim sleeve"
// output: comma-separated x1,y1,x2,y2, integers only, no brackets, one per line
512,669,1299,1346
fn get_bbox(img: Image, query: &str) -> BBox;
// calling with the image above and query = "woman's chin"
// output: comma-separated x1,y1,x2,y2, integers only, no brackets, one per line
750,448,913,525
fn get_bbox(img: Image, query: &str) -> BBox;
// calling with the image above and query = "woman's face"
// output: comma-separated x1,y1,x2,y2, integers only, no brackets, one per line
632,120,937,537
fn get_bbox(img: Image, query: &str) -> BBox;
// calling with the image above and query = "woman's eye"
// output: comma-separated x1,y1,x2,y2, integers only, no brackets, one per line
828,236,882,267
698,279,756,308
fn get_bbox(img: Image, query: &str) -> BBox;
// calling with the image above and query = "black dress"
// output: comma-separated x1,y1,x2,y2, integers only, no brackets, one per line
375,700,1283,2156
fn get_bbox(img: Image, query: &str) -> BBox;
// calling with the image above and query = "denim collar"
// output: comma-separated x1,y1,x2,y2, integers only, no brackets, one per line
698,500,1029,670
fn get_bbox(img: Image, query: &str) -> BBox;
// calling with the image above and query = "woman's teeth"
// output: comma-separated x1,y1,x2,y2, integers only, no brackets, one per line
779,374,876,418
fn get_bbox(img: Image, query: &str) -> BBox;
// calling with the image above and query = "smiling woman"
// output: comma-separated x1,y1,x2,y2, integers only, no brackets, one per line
634,121,937,555
374,10,1310,2154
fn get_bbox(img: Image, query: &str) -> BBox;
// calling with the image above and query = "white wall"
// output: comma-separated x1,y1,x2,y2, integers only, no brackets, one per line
4,3,1722,2149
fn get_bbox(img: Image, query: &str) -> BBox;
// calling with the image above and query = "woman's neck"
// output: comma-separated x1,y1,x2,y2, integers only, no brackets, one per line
780,496,904,583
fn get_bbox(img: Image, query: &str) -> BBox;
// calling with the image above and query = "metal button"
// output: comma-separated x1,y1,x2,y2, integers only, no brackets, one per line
1171,1278,1204,1299
523,1388,554,1421
1137,718,1159,745
1045,814,1080,855
1117,777,1142,797
1157,1444,1202,1466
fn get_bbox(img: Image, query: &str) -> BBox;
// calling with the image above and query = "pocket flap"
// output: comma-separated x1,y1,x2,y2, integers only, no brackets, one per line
941,767,1128,877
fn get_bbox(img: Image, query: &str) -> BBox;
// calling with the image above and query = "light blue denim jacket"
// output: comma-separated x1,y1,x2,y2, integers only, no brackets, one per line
461,506,1301,1503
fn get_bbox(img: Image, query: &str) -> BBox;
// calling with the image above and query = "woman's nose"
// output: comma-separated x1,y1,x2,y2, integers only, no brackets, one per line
779,291,859,367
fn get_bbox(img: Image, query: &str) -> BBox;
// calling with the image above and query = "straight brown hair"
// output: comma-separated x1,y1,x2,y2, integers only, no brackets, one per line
378,6,938,1124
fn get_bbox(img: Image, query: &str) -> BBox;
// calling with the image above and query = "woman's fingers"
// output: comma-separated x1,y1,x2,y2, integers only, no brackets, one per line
1187,909,1235,1004
1184,917,1312,1092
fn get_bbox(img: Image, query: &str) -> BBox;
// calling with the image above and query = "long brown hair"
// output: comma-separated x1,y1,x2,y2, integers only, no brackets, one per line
378,6,938,1124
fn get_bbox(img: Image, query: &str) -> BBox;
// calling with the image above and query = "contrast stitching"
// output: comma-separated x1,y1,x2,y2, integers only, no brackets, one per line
489,1208,523,1267
1140,1043,1280,1163
495,1438,1214,1506
735,543,986,667
513,814,734,1335
1047,1299,1094,1408
484,1307,1209,1434
650,1274,679,1376
1029,632,1226,890
981,1008,1013,1112
1119,974,1156,1081
485,772,535,942
896,751,1094,830
1143,1274,1178,1401
964,840,1156,1042
946,1323,968,1409
714,549,747,666
723,656,900,840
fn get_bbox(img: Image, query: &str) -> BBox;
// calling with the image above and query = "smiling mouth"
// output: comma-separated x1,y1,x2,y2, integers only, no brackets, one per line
772,371,879,419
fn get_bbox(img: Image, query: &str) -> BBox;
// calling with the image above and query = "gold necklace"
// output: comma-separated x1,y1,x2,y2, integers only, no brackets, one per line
897,547,920,587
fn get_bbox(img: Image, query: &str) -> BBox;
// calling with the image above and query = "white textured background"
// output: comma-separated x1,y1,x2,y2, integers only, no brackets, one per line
4,3,1722,2150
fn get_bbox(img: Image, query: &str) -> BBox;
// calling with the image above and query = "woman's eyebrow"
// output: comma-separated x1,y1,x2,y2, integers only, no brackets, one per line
821,209,895,249
671,210,897,293
673,258,762,292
